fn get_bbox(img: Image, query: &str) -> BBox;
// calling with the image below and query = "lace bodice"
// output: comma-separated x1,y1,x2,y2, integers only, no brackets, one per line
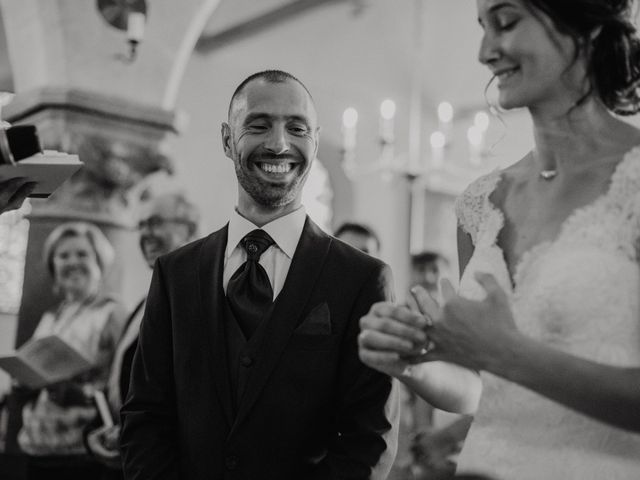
453,147,640,479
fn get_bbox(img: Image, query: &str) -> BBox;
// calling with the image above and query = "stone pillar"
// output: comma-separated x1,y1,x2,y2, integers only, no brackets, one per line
0,0,224,342
5,87,180,345
0,0,222,461
0,89,178,456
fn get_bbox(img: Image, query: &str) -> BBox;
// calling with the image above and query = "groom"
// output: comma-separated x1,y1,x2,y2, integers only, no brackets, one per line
120,70,398,479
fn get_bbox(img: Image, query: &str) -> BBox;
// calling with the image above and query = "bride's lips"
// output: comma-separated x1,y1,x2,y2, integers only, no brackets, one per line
493,66,520,87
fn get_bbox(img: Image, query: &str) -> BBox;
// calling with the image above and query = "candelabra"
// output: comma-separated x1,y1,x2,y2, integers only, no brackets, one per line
340,99,494,194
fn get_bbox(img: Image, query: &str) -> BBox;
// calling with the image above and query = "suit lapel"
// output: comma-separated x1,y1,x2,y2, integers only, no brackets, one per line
198,226,234,427
233,217,332,429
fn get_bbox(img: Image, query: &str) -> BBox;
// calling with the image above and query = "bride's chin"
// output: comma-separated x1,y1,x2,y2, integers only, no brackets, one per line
497,95,522,111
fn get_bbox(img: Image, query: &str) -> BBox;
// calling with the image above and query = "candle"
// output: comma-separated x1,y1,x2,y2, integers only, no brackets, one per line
437,101,453,143
127,12,146,43
468,111,490,164
474,111,490,133
342,107,358,151
467,125,483,164
341,107,358,175
379,99,396,168
379,99,396,144
430,130,445,169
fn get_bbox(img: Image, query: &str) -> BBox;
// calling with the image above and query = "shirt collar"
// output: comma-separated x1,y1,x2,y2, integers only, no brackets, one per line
226,206,307,259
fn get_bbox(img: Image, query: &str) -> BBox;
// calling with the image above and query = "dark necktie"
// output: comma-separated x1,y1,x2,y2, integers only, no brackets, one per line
227,229,275,339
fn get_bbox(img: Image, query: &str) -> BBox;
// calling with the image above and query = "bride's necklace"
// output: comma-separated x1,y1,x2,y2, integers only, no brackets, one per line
539,169,558,180
531,149,558,180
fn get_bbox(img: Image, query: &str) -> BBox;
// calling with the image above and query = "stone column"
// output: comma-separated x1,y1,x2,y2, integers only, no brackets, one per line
0,0,222,460
1,90,179,457
5,87,179,346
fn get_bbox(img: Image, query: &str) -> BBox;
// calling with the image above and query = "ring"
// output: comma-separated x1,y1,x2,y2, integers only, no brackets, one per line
419,341,435,356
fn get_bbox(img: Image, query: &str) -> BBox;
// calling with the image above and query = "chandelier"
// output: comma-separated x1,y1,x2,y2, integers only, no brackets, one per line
340,98,494,192
338,0,499,196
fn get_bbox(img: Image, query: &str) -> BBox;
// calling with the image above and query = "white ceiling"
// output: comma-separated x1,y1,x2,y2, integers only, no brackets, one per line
199,0,489,109
201,0,294,37
186,0,496,172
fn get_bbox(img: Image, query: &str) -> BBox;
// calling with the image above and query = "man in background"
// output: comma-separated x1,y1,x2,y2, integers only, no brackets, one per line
86,192,199,479
410,251,450,297
334,222,381,257
406,250,470,480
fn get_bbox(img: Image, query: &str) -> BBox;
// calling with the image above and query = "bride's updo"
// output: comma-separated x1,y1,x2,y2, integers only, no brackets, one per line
526,0,640,115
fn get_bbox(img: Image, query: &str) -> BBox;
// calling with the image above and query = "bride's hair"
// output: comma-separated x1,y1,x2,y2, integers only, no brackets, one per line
524,0,640,115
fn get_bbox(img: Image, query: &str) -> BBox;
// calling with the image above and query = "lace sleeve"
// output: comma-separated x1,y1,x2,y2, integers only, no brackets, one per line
607,146,640,260
628,151,640,260
454,169,501,245
635,194,640,261
630,170,640,261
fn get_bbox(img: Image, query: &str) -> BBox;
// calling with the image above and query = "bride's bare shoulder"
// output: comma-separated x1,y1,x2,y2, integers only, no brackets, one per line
610,118,640,153
495,151,533,194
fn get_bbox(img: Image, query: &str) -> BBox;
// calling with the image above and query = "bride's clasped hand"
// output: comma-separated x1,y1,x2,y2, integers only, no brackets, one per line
412,273,524,373
359,272,523,375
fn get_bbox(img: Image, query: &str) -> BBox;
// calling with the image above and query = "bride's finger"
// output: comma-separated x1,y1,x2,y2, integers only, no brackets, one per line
407,291,426,317
368,302,430,329
410,285,439,324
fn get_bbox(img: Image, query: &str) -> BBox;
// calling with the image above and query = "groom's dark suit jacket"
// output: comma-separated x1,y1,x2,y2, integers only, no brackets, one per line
120,217,396,480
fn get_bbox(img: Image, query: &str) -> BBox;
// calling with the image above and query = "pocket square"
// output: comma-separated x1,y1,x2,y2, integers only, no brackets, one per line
295,302,331,335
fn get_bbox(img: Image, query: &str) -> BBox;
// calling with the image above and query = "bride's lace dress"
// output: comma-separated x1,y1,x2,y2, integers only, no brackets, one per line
454,147,640,479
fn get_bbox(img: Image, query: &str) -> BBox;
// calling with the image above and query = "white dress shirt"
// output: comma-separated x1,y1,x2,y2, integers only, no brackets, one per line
223,206,306,300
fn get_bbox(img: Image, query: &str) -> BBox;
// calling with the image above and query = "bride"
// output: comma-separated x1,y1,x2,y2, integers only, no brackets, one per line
358,0,640,478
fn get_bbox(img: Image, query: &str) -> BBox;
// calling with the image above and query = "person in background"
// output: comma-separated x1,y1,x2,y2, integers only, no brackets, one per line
359,0,640,478
409,251,449,298
86,192,200,480
388,251,470,480
17,222,126,480
334,221,381,257
121,69,398,479
334,221,422,480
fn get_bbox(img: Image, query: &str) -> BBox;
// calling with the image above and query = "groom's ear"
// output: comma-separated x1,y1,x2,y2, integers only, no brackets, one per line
221,123,233,159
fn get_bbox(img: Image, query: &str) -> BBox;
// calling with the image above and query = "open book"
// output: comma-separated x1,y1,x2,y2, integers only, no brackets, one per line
0,335,94,389
0,150,83,198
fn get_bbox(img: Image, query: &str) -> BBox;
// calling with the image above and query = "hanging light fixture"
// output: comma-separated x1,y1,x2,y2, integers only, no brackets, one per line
96,0,148,62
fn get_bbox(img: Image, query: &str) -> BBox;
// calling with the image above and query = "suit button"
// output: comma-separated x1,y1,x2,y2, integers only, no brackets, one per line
240,355,253,367
225,455,238,470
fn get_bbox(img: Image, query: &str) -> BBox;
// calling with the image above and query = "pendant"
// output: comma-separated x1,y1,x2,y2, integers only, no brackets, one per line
539,169,557,180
